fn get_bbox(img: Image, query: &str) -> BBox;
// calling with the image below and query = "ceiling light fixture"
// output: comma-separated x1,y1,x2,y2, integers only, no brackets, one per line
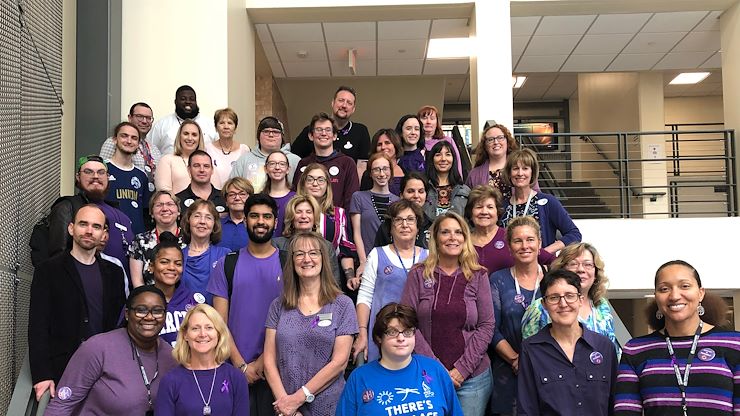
426,37,471,59
669,72,710,85
512,76,527,89
348,48,357,75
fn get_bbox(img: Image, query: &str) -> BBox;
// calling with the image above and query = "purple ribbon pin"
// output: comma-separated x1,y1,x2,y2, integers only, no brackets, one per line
310,315,320,328
422,370,433,384
221,380,229,393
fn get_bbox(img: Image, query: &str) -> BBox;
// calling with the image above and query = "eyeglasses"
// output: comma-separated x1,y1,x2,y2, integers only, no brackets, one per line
227,192,248,200
384,328,416,338
392,216,417,226
565,261,596,271
266,161,288,169
192,213,215,222
313,127,334,134
305,175,327,185
130,306,166,319
80,168,107,176
293,250,321,260
543,293,581,305
131,114,154,122
371,166,391,174
154,202,177,209
261,129,282,136
485,135,506,144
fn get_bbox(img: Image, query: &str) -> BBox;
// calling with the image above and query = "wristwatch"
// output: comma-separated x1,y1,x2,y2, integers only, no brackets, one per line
238,362,248,373
301,385,315,403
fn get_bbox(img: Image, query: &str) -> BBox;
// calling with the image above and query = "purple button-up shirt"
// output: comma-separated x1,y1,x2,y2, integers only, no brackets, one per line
517,323,617,416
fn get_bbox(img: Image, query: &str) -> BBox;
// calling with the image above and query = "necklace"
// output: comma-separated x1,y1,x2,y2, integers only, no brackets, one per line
370,193,390,221
192,366,218,415
665,321,703,416
218,140,232,155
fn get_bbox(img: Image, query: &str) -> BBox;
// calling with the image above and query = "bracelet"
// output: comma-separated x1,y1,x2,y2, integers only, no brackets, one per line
359,326,368,329
239,362,248,373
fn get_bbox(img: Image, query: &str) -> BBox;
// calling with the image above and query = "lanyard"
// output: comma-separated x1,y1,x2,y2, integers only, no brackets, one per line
511,267,540,309
665,321,703,416
129,335,159,411
392,244,416,276
511,190,535,218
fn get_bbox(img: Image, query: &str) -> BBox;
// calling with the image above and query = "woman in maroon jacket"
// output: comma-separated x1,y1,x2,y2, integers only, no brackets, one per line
401,211,494,416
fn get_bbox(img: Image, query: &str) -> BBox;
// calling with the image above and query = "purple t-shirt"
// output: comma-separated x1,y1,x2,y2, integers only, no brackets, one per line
45,328,177,415
208,247,283,363
96,202,134,277
265,294,358,416
272,190,296,237
474,227,556,275
72,258,104,336
155,363,250,416
349,191,399,256
160,283,208,347
183,245,230,303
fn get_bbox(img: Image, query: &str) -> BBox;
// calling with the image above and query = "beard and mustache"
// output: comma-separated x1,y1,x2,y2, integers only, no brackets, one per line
247,223,274,244
176,104,200,120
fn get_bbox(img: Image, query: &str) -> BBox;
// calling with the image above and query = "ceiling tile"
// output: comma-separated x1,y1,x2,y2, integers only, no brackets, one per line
323,22,375,42
444,77,466,101
378,59,424,76
524,35,581,55
255,24,272,43
268,61,285,78
516,55,568,72
275,42,327,62
672,31,720,53
700,52,721,69
511,36,530,56
520,73,558,86
511,16,541,37
261,41,280,62
588,13,652,35
378,20,430,40
561,54,614,72
512,55,520,70
459,77,470,101
515,85,544,101
329,59,376,76
326,41,376,61
653,51,715,70
693,11,722,32
572,34,632,55
623,32,685,53
535,15,596,35
607,53,664,71
269,23,324,42
423,59,469,75
284,61,329,77
431,19,469,38
642,11,708,33
378,39,427,60
545,74,578,98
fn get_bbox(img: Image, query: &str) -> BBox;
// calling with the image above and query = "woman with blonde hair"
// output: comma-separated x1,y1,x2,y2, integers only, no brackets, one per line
521,242,620,355
155,119,209,193
156,304,249,415
264,231,358,416
401,211,494,416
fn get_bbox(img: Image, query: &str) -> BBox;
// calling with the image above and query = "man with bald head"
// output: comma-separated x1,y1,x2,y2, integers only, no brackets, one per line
29,204,126,401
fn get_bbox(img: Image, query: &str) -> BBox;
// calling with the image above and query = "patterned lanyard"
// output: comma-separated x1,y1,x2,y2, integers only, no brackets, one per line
129,335,159,411
665,321,703,416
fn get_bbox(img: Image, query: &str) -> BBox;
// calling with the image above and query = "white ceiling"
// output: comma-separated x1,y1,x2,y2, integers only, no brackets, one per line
255,10,724,102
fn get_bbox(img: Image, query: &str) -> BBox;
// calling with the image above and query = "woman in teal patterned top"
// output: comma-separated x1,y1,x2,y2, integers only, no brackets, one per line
521,242,621,356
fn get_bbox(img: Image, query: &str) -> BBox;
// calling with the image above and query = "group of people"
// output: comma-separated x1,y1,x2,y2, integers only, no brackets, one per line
28,83,740,416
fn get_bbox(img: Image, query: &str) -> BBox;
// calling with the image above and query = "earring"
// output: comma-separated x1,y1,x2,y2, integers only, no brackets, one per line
698,303,705,316
655,310,664,320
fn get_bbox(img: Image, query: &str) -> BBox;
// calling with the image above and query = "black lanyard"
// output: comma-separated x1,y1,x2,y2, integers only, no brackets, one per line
665,321,703,416
129,335,159,412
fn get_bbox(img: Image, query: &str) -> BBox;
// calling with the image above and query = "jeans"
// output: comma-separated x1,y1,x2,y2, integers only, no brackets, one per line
457,367,493,416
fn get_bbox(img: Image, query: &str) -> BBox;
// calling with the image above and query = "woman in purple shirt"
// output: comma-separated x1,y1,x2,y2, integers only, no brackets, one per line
466,124,519,199
262,150,296,238
156,304,249,415
401,211,494,416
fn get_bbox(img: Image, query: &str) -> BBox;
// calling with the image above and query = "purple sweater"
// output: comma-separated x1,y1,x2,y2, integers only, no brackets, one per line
401,265,494,380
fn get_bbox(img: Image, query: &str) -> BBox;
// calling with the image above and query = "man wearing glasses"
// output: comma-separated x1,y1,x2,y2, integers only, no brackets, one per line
29,204,126,401
99,102,161,186
230,116,300,192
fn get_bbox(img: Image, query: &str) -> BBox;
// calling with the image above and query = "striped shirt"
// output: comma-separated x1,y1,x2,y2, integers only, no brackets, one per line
614,327,740,415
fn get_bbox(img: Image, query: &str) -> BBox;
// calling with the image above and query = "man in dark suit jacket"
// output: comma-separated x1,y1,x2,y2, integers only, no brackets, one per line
28,204,126,401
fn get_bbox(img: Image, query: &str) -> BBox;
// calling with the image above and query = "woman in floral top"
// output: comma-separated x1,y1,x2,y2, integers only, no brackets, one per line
128,190,185,287
521,242,621,356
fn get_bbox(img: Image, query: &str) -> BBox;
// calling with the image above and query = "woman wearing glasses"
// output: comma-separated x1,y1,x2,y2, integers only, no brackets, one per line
205,108,250,185
521,243,620,355
338,303,463,415
262,150,296,237
217,177,254,252
466,124,520,199
353,200,428,363
264,231,358,416
45,286,177,415
517,269,617,416
401,212,494,416
350,152,400,282
360,129,406,196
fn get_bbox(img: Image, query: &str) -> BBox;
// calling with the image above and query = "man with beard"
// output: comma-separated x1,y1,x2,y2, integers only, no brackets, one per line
99,102,161,186
29,204,126,401
175,150,228,215
149,85,218,155
105,122,150,234
290,86,370,165
46,156,134,276
209,194,282,416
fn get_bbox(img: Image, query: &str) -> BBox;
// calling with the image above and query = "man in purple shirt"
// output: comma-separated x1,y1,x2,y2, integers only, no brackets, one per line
209,193,283,416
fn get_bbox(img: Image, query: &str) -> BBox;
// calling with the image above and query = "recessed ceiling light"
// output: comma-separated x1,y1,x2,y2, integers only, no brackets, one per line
643,294,655,298
427,38,471,59
669,72,710,85
512,76,527,89
296,50,308,59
